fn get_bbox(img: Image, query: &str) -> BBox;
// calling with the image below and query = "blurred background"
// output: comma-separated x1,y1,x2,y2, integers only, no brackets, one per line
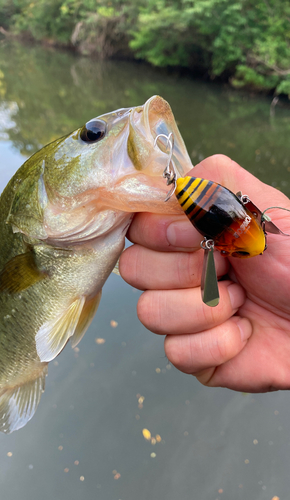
0,2,290,499
1,0,290,97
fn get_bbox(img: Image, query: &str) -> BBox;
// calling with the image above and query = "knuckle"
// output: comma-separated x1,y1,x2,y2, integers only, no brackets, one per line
136,292,150,324
137,291,164,333
208,322,240,365
175,252,200,287
204,283,236,326
164,335,180,366
119,245,142,286
209,331,229,364
164,334,194,373
210,153,232,165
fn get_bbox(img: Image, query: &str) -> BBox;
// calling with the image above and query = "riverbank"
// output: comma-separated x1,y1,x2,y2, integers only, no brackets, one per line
0,0,290,99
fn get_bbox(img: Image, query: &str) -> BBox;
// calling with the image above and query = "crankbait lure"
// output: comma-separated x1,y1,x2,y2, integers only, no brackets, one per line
155,133,289,307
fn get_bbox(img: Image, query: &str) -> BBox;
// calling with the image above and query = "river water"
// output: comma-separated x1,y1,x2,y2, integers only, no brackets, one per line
0,41,290,500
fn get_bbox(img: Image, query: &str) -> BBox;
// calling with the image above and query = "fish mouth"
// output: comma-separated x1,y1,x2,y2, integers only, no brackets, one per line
142,95,175,142
143,95,192,177
128,95,192,179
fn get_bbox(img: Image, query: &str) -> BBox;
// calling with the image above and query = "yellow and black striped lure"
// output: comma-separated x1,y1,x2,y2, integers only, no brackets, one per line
156,132,288,307
175,176,266,258
174,176,287,307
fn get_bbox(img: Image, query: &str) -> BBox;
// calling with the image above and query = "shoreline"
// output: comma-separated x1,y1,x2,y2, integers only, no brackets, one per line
1,29,289,104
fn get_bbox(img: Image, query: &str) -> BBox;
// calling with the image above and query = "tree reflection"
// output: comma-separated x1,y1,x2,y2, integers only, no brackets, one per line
0,40,289,195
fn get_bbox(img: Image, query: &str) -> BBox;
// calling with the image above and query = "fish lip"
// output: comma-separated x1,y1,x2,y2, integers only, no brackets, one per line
126,95,192,197
142,95,167,142
141,96,153,136
126,97,168,177
141,95,193,178
129,95,172,144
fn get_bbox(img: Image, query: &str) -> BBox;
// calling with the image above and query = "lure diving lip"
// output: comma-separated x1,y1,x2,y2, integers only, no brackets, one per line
155,133,289,307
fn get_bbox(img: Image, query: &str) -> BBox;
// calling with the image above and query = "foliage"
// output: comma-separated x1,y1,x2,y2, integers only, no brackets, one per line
130,0,290,97
0,0,290,96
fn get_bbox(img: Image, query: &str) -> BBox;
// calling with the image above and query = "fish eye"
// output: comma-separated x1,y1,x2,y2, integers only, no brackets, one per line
80,119,107,143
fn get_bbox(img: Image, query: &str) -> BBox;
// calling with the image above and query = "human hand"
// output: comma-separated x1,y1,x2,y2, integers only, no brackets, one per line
119,155,290,392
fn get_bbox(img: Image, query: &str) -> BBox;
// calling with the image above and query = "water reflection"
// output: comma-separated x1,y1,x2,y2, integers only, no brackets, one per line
0,41,290,500
0,41,290,196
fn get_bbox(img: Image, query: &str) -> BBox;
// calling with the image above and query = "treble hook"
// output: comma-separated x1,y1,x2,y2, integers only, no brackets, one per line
154,132,177,201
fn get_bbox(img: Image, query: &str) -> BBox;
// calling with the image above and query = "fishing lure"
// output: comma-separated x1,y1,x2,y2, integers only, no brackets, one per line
155,133,289,307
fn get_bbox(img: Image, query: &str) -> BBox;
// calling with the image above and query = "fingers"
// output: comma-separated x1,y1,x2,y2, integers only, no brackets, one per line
164,316,252,383
126,213,202,252
136,281,246,334
192,154,263,196
120,244,229,290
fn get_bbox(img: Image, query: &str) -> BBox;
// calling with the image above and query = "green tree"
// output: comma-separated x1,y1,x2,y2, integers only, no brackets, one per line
1,0,290,96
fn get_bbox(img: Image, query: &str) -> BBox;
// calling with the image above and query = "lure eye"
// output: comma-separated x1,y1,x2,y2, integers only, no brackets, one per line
80,119,107,143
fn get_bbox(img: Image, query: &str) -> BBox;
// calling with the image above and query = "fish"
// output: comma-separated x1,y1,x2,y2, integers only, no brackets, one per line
0,95,193,433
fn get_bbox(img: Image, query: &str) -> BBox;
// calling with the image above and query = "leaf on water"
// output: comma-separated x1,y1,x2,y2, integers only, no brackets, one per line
142,428,151,440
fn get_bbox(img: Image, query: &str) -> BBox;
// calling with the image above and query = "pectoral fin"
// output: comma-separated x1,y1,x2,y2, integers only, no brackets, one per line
112,244,126,276
70,291,102,348
112,258,120,276
0,363,48,434
35,296,86,362
0,252,48,294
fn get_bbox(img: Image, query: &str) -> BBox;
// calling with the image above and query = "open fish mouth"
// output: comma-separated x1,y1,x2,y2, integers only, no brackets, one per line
100,95,194,213
143,95,177,144
128,95,192,179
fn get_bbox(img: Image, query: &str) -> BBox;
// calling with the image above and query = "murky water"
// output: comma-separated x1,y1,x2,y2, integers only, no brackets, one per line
0,41,290,500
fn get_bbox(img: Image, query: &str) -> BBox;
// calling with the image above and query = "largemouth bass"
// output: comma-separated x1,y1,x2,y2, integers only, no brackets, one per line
0,95,192,433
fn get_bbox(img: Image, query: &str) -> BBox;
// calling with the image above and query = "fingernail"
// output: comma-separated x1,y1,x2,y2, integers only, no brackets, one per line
166,220,200,247
236,318,252,343
227,283,245,310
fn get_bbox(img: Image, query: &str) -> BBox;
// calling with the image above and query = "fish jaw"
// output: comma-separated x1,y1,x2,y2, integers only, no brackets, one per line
103,95,194,214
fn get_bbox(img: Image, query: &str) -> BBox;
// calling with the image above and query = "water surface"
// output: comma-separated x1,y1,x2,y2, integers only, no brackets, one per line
0,41,290,500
